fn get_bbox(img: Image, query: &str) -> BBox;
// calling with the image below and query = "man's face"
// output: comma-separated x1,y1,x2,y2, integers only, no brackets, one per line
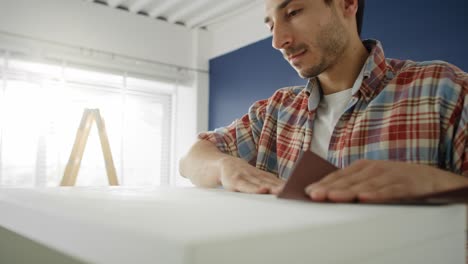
264,0,349,78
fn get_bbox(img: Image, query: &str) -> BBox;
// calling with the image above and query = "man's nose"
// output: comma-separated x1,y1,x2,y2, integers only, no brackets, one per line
272,24,293,50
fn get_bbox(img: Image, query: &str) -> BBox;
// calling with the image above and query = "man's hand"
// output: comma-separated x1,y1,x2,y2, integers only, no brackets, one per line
180,139,284,193
219,157,284,194
304,160,468,203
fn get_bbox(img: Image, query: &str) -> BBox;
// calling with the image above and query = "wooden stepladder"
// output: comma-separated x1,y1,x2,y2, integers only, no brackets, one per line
60,109,119,186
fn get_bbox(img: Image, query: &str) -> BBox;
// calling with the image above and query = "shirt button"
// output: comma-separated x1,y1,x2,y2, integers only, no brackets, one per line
386,71,394,79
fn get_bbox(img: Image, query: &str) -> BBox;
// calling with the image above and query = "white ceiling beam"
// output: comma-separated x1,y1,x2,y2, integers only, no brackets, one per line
107,0,126,8
203,0,264,29
187,0,249,28
166,0,212,23
129,0,151,13
148,0,184,19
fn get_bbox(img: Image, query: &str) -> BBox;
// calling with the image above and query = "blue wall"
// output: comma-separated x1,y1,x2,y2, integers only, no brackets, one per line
209,0,468,130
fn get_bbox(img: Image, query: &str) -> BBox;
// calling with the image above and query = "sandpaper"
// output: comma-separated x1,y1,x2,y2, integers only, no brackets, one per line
277,150,468,205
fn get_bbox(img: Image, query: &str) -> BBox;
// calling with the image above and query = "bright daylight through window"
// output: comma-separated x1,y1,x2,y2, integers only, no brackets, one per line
0,51,174,187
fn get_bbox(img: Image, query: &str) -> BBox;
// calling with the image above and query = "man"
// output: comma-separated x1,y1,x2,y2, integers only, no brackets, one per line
179,0,468,203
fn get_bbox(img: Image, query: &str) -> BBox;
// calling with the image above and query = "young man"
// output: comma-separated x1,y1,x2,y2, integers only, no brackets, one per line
179,0,468,203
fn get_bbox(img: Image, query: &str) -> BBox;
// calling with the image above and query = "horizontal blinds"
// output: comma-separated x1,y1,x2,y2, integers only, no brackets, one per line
0,49,175,187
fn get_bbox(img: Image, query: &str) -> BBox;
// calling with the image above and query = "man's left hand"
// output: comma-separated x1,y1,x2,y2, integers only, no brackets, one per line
304,160,468,203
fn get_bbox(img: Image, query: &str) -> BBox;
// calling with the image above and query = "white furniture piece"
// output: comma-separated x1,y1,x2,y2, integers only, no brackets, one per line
0,187,465,264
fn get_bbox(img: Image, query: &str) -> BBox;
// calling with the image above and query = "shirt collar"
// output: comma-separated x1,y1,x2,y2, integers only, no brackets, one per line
306,39,392,111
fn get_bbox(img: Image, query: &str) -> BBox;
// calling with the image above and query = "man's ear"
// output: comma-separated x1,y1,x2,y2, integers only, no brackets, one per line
342,0,359,19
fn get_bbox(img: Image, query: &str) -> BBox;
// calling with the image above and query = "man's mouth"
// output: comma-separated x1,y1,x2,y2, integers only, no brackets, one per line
287,50,307,64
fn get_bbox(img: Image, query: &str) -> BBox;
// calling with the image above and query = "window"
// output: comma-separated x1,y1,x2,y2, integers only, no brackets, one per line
0,51,175,187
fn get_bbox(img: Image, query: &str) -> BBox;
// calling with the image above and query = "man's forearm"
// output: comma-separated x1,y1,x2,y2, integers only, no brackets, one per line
179,139,232,188
180,140,285,194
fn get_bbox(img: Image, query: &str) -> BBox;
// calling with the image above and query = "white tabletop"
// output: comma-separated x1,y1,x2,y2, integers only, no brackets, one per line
0,187,465,264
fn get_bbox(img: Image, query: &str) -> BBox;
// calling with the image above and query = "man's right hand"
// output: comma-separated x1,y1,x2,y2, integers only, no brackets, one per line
179,139,284,194
218,157,284,194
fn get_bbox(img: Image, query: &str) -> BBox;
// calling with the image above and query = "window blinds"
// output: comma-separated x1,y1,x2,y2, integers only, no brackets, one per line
0,50,175,187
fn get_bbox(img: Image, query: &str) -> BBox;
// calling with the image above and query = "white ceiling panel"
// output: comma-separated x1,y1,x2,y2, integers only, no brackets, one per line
86,0,263,30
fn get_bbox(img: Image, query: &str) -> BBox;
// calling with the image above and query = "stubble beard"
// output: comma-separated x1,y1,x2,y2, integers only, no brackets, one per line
296,16,348,79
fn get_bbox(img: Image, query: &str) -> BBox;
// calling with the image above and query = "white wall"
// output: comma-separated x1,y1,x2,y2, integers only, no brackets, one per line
204,1,271,60
192,29,212,132
0,0,195,69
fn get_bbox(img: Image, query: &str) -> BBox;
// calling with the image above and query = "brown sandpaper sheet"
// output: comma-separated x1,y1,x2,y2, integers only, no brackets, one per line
277,150,468,205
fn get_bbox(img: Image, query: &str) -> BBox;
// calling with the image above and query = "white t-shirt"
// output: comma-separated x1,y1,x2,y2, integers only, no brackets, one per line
310,69,365,159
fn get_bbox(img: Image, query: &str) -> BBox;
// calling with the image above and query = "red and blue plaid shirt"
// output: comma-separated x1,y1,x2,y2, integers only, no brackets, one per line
199,40,468,180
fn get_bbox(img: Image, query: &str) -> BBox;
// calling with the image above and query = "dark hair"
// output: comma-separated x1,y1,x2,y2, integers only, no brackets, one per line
325,0,365,36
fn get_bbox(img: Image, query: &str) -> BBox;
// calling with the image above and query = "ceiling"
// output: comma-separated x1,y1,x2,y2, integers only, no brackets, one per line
86,0,263,30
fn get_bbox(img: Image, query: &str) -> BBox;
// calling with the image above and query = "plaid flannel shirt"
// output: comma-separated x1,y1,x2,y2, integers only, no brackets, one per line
199,39,468,180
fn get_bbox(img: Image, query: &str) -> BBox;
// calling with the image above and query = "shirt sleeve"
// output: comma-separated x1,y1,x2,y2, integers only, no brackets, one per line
198,98,268,164
451,73,468,176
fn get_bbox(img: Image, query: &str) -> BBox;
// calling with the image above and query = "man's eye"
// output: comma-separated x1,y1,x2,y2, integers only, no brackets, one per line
287,9,302,17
